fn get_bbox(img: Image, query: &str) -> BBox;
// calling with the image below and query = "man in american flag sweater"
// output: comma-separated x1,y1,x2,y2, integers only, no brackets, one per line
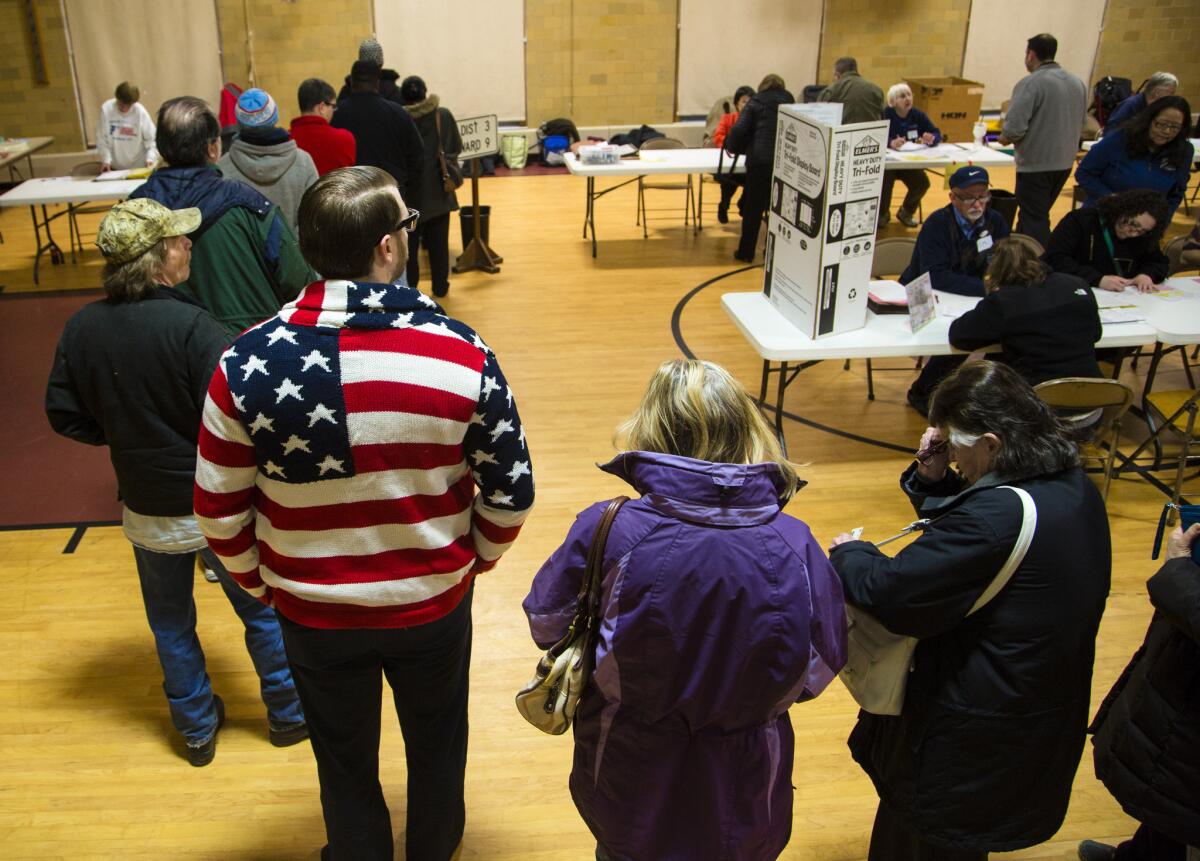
195,166,533,861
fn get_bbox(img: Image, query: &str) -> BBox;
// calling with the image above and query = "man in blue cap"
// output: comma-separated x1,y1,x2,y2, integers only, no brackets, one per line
900,165,1011,415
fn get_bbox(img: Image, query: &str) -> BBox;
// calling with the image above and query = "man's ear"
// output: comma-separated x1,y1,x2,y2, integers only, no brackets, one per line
207,138,221,164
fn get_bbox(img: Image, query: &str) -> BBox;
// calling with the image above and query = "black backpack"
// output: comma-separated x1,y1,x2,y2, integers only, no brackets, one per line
539,118,581,144
1092,76,1132,126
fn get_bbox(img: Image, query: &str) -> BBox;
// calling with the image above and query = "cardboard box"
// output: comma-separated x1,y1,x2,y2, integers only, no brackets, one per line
904,76,985,143
762,106,888,339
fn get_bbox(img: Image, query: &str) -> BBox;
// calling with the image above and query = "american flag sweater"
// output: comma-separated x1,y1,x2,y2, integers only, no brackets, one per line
194,279,534,629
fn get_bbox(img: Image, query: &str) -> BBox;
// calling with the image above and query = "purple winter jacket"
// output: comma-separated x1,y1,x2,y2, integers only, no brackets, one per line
523,452,847,861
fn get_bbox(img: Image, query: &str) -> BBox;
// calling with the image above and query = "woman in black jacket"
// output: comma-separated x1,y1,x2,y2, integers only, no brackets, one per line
725,74,794,262
1043,188,1170,292
401,75,463,298
950,238,1102,386
1079,524,1200,861
829,361,1111,861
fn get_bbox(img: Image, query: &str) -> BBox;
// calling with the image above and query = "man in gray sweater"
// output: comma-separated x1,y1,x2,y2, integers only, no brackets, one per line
999,34,1087,246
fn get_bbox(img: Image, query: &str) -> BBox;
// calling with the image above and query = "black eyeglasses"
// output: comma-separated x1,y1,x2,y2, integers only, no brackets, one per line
322,100,337,110
393,208,420,233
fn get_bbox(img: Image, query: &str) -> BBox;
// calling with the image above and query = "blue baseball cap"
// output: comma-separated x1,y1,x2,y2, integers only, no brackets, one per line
949,166,989,189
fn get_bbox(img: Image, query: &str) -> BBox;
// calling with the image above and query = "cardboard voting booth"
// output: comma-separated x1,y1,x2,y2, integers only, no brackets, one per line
763,106,888,339
903,77,985,142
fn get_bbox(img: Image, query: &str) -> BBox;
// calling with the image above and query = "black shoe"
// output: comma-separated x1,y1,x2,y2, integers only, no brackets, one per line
1077,841,1117,861
878,211,891,229
186,694,225,767
733,250,755,263
432,284,449,298
897,208,919,228
717,204,729,224
269,720,309,747
906,388,929,418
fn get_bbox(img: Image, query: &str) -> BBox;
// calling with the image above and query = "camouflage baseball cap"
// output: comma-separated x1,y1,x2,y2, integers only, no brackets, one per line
95,198,201,265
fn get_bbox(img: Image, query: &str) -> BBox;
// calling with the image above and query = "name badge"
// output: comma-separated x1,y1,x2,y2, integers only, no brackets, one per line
906,129,918,140
976,233,993,253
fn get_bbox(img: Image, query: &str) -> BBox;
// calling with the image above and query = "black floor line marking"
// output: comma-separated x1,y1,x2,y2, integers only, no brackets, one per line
62,526,87,554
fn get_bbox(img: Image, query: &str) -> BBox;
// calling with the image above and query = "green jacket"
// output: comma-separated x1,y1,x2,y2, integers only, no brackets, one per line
181,205,312,338
820,72,885,124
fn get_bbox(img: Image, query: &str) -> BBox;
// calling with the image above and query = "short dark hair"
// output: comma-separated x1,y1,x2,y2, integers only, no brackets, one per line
1121,94,1193,164
298,78,335,113
1026,34,1057,62
833,57,858,75
1095,188,1171,244
115,81,139,105
758,74,786,93
400,75,427,105
930,361,1078,480
156,96,220,167
351,60,381,88
297,166,401,279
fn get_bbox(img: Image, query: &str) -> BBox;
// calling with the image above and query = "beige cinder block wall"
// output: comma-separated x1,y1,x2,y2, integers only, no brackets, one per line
1092,0,1200,107
525,0,677,128
816,0,972,92
0,0,84,152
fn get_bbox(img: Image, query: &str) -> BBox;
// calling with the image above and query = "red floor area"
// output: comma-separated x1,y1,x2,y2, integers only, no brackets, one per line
0,290,122,528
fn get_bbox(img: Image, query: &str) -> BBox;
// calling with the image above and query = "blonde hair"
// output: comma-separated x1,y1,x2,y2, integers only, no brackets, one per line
983,238,1047,293
618,359,800,498
886,83,912,108
101,239,168,301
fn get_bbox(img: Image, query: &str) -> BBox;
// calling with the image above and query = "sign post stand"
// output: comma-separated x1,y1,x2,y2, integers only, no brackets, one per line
452,114,503,275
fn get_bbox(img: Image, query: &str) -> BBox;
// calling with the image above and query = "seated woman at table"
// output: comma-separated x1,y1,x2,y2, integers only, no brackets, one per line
950,238,1101,386
1075,95,1194,220
726,74,795,262
880,83,941,228
711,85,755,224
1043,188,1170,292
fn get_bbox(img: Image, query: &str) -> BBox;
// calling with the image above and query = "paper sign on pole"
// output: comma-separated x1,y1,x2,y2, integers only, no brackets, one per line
458,114,499,158
762,107,889,339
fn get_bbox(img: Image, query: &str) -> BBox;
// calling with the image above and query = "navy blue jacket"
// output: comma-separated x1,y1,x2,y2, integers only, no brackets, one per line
885,107,941,146
900,204,1011,296
1100,92,1146,138
1075,129,1194,218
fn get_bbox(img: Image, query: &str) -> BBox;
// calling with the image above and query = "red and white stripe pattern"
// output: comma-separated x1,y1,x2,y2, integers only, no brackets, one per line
195,279,533,629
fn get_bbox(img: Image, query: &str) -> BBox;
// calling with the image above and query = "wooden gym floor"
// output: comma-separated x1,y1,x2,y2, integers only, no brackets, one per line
0,166,1196,859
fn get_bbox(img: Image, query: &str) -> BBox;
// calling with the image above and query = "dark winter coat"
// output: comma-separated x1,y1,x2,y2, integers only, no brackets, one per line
337,68,405,105
948,272,1103,385
830,464,1110,851
524,452,847,861
402,95,462,219
900,204,1011,296
45,289,229,516
725,88,796,168
331,90,426,199
1043,206,1170,287
1090,556,1200,846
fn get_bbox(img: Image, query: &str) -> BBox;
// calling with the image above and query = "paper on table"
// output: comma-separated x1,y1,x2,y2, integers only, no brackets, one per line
96,167,152,181
1094,289,1136,308
868,279,908,305
1099,307,1145,324
898,142,927,152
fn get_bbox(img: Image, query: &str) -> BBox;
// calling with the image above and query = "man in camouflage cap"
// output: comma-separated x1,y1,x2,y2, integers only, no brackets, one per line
45,198,307,767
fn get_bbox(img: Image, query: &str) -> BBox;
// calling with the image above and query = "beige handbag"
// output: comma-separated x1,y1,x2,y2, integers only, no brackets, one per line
515,496,628,735
840,486,1036,716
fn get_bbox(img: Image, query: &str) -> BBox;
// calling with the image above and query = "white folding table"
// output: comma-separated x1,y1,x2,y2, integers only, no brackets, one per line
0,136,54,182
0,176,145,284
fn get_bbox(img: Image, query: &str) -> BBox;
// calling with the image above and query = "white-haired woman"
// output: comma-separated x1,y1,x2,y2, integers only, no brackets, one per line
524,359,846,861
1102,71,1179,138
880,82,941,228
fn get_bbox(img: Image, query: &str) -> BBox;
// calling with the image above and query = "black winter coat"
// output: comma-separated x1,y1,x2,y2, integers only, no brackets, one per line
332,91,426,199
1043,207,1170,287
1090,556,1200,846
402,96,462,219
45,288,229,517
725,88,796,168
948,273,1103,385
831,464,1110,851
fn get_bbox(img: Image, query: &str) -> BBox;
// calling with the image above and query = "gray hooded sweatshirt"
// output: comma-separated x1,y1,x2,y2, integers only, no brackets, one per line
217,137,317,232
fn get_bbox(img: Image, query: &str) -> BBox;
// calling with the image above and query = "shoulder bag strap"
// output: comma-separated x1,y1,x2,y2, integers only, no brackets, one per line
578,497,630,623
966,485,1037,615
434,110,451,183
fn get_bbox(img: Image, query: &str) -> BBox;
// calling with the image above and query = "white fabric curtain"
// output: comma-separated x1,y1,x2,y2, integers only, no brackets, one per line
374,0,526,123
962,1,1105,109
677,0,823,117
65,0,224,150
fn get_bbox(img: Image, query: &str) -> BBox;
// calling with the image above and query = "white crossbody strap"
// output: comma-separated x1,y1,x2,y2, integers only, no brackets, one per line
966,486,1037,616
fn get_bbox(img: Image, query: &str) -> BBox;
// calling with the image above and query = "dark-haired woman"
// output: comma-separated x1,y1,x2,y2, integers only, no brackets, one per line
400,75,462,298
1076,95,1194,219
726,74,795,262
712,84,755,224
950,238,1101,386
1044,188,1170,292
829,360,1110,861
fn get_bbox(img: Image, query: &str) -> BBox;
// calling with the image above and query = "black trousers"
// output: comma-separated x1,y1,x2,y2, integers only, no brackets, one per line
278,587,474,861
717,174,744,210
881,169,931,216
1115,824,1188,861
737,165,772,259
1015,169,1071,248
407,211,453,295
868,802,987,861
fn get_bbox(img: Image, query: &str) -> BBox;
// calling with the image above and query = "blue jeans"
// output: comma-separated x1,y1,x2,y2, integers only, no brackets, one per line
132,545,304,745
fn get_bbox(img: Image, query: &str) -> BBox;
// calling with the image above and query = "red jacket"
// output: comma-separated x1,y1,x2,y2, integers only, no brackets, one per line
712,112,738,150
288,115,356,177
